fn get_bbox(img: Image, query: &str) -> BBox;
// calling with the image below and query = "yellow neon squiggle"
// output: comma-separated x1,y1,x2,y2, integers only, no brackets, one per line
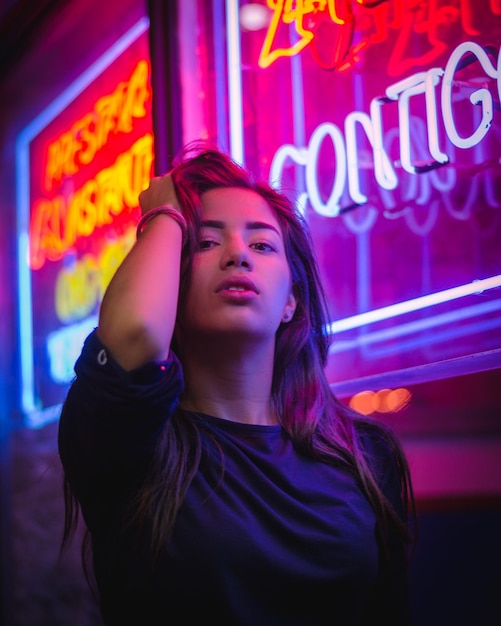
259,0,350,68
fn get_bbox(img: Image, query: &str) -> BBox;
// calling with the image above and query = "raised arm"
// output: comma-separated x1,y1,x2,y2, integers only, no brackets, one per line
97,174,185,371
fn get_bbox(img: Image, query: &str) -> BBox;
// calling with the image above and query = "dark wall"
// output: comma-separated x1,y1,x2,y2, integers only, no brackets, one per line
410,505,501,625
10,422,104,626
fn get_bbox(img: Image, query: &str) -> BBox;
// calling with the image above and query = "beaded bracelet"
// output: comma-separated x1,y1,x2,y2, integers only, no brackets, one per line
136,206,188,243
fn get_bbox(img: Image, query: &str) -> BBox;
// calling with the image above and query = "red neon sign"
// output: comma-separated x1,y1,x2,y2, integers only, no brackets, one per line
30,58,153,271
258,0,499,74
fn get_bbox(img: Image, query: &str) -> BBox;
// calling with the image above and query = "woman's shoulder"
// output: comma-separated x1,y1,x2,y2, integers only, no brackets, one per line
354,417,409,503
354,416,403,459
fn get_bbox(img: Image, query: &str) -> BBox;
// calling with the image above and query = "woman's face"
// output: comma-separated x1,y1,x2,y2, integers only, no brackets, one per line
178,186,296,344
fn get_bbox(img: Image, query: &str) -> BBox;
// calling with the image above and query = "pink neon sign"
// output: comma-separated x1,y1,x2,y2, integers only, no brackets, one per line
231,0,501,385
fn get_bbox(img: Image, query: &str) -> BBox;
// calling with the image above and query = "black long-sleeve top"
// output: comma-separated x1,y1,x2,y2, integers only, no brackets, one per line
58,330,411,625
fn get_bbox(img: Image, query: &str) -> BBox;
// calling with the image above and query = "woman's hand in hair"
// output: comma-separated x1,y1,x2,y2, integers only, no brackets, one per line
139,173,181,215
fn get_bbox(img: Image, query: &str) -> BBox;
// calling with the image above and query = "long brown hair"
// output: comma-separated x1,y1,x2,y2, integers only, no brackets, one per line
62,141,416,567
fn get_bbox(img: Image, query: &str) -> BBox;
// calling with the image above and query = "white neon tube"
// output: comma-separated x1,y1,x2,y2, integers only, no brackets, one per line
326,275,501,334
226,0,244,164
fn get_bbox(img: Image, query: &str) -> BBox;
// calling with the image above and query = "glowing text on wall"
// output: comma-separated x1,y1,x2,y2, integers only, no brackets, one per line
30,59,152,270
44,59,150,191
16,17,152,423
270,41,500,217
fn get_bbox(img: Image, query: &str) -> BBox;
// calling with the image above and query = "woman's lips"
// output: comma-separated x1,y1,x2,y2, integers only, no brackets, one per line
215,277,259,301
215,277,259,294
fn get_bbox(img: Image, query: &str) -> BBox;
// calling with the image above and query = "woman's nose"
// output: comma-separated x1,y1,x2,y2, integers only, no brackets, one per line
222,237,252,269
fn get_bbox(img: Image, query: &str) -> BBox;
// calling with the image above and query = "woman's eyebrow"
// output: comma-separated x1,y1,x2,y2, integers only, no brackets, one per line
200,219,280,234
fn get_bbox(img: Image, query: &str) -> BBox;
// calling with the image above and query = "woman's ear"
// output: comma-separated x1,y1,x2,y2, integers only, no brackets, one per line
282,290,297,323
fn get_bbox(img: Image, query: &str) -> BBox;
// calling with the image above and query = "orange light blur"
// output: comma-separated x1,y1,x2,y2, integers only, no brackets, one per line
349,387,412,415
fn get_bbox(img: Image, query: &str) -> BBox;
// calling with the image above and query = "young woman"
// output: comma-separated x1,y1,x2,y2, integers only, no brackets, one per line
58,143,416,625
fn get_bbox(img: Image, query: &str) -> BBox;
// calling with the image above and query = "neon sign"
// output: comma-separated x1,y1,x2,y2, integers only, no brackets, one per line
31,57,153,321
31,131,152,270
270,41,500,216
44,59,150,191
16,18,152,426
226,0,501,388
257,0,500,73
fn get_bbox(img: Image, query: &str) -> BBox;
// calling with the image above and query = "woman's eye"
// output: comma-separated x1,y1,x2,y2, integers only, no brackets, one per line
198,238,219,250
252,241,275,252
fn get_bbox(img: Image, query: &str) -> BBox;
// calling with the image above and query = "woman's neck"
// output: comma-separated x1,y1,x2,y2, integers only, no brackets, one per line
178,337,277,425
